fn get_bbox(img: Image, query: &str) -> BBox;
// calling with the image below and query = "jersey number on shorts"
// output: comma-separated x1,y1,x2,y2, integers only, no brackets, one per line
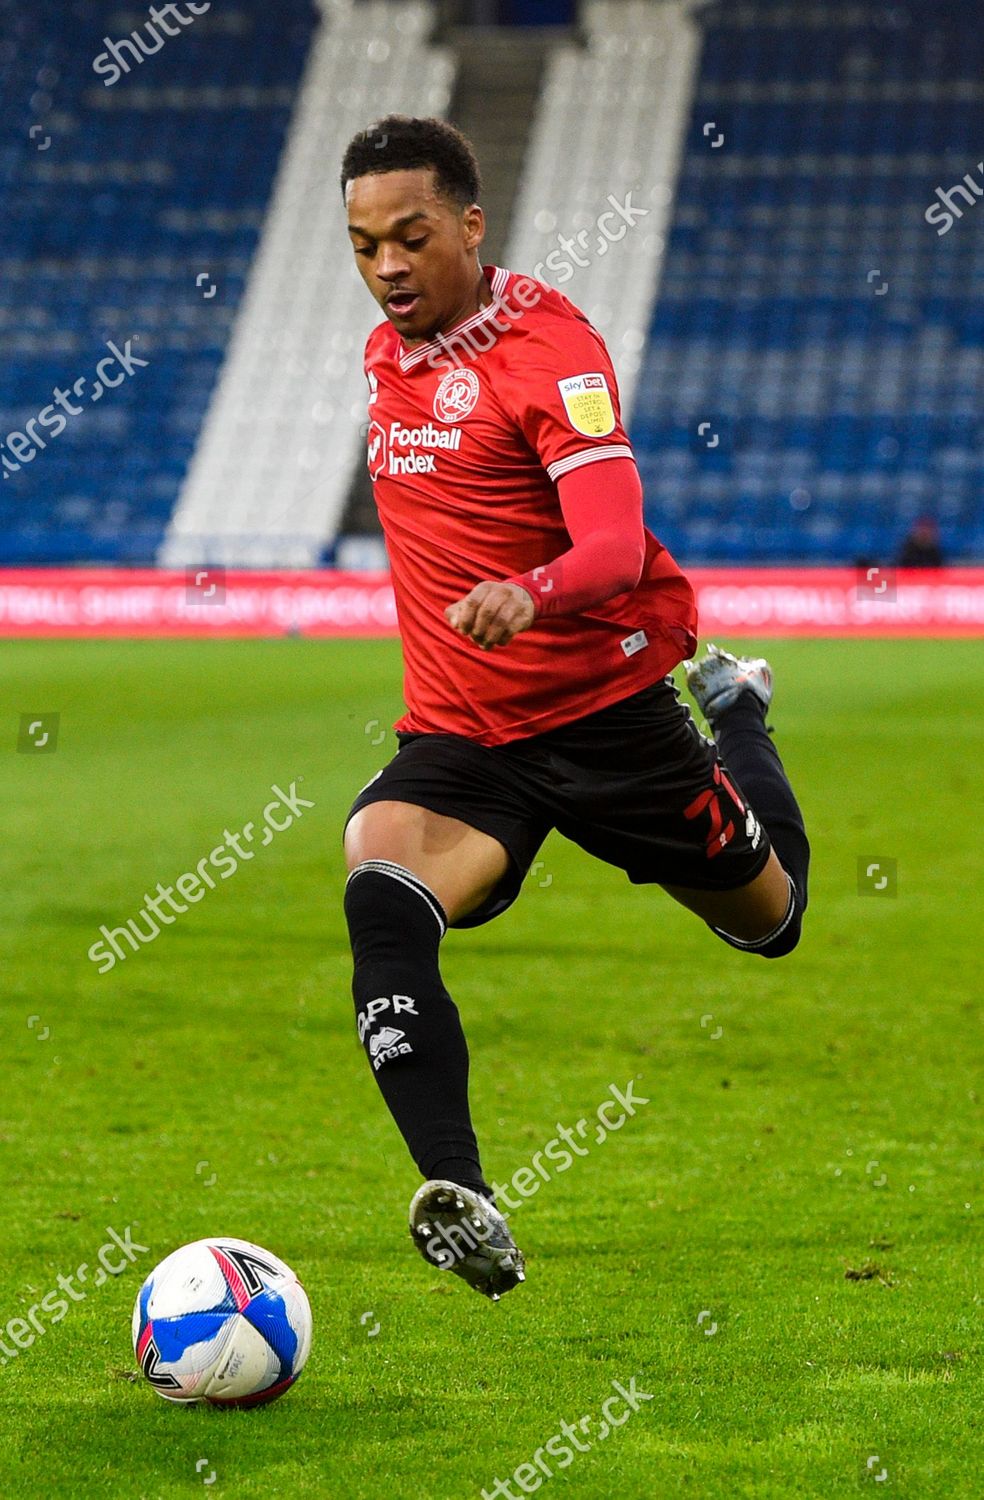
683,763,745,860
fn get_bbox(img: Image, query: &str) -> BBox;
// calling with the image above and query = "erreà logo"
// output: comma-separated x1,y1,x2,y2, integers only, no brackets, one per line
369,1025,405,1057
369,1025,413,1071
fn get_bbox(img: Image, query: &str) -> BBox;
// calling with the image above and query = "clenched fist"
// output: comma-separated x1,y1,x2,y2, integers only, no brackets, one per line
445,581,536,651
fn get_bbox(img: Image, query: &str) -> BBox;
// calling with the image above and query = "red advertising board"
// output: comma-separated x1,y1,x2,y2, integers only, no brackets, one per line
0,567,981,637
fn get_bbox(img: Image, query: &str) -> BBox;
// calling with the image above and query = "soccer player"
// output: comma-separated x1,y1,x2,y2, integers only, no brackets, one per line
340,116,810,1300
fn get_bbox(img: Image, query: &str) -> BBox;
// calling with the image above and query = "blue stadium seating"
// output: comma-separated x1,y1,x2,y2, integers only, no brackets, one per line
632,0,984,563
0,0,317,563
1,0,981,567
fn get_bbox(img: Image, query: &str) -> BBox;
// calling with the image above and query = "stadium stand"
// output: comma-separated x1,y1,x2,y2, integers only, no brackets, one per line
503,0,699,421
1,0,981,568
337,16,565,543
632,0,984,564
338,0,698,549
161,1,454,568
438,1,576,21
0,0,318,564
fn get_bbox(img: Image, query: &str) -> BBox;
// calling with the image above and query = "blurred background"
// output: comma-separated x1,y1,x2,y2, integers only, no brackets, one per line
1,0,980,575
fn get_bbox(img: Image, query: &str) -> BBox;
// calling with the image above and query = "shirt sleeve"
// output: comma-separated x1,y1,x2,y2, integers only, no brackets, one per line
503,456,646,618
502,321,636,483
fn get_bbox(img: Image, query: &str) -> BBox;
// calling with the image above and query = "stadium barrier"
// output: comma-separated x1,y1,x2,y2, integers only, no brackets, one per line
0,568,982,637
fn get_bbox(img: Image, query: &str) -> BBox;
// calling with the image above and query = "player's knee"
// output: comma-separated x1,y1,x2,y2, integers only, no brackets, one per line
711,877,803,959
344,859,447,965
344,861,447,1042
755,899,802,958
344,861,455,1073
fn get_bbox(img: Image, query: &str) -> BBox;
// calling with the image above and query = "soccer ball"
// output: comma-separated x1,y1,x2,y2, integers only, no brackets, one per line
132,1237,312,1406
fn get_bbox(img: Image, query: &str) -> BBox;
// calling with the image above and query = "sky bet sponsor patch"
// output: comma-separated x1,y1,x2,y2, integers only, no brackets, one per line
557,373,616,437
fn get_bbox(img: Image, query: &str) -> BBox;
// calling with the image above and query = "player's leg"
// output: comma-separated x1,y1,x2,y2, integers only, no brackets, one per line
671,644,810,957
345,798,509,922
539,673,806,959
342,739,550,1299
662,846,795,944
344,798,508,1198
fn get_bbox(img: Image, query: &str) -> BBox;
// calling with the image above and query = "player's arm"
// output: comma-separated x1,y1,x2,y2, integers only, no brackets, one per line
444,457,645,650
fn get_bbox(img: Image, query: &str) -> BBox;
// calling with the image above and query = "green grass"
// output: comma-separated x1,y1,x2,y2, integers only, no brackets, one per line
0,638,979,1498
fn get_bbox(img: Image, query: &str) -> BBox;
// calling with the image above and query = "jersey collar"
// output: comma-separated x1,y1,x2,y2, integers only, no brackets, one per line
398,265,511,373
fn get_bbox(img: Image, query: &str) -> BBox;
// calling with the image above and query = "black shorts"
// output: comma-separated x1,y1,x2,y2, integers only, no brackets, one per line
343,678,772,928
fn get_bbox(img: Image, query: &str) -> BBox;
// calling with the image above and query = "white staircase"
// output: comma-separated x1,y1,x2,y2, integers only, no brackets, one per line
503,0,701,422
160,0,454,567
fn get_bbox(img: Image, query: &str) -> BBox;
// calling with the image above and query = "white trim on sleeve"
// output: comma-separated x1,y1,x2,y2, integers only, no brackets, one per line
546,444,636,483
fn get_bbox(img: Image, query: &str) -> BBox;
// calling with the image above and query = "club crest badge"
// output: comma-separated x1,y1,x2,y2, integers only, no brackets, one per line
557,372,616,437
434,368,480,423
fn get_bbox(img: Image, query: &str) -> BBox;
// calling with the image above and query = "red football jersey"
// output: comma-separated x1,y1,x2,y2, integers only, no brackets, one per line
363,265,697,746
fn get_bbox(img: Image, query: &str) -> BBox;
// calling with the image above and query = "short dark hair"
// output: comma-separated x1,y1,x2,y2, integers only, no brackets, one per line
340,115,481,209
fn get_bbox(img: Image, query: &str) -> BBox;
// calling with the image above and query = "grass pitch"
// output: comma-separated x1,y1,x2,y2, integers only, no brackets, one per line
0,637,979,1498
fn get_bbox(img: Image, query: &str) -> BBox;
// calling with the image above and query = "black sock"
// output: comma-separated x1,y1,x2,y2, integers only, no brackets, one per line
712,696,810,909
344,860,491,1197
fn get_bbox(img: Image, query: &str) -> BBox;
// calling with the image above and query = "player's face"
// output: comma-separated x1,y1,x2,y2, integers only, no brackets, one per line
345,169,486,342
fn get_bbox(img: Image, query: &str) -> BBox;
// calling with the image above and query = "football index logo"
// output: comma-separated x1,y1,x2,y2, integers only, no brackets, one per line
557,372,616,436
367,419,387,479
367,418,462,478
434,367,480,423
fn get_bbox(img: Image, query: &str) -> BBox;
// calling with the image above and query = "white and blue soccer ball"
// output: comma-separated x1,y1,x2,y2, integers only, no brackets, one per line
132,1237,312,1406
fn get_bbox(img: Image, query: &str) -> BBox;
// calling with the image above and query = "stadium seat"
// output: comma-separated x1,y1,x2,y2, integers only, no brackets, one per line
631,0,984,564
0,0,319,565
2,0,982,566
